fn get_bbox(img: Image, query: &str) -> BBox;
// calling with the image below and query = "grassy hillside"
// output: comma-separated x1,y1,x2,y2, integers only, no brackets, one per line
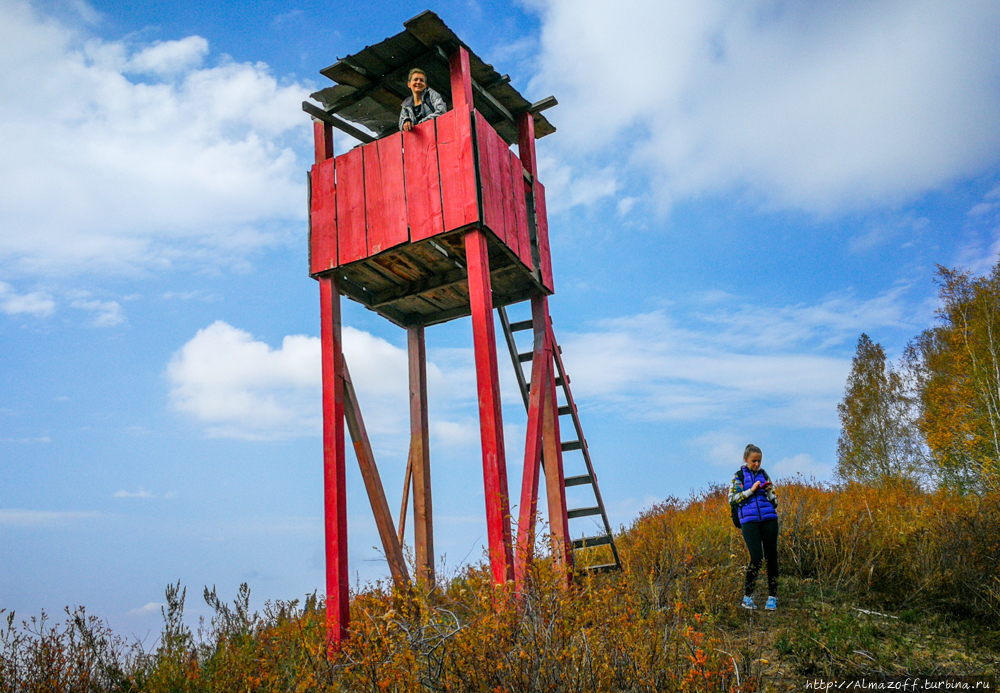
3,481,998,691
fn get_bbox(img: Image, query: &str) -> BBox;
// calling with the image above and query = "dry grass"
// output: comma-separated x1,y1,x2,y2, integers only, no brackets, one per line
3,481,998,691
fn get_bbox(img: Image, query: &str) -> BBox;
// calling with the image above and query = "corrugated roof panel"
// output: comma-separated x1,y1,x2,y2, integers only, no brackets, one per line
311,10,555,144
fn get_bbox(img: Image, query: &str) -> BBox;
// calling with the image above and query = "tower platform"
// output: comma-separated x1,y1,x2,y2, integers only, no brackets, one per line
307,11,555,327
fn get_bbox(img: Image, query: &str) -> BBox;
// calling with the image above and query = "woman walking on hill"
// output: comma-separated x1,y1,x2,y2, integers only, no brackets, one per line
730,444,780,610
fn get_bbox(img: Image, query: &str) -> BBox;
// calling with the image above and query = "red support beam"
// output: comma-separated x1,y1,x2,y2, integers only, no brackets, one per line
342,360,410,589
319,276,349,652
541,346,573,584
516,111,537,178
397,441,413,545
449,46,473,114
465,228,515,585
408,325,435,587
314,120,334,163
514,295,549,592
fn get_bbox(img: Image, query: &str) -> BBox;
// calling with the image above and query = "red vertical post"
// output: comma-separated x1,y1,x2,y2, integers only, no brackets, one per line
449,46,473,114
516,112,537,178
314,120,334,163
514,295,549,592
408,325,434,588
465,228,515,585
319,276,349,651
541,349,573,584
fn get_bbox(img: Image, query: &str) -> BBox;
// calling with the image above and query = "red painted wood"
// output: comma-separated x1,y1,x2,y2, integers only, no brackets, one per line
335,146,367,265
541,333,573,583
314,120,333,164
465,228,514,585
449,46,473,114
319,276,349,651
365,133,408,256
403,118,445,242
309,158,338,275
516,112,537,178
497,138,516,256
512,159,532,268
437,110,479,232
514,296,549,592
534,181,554,293
408,325,435,588
475,113,504,243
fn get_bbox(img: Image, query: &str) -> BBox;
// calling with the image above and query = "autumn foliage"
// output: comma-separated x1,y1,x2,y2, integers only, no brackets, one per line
838,257,1000,492
3,482,998,691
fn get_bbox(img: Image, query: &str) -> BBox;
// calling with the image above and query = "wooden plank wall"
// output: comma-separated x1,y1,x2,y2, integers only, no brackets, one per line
365,133,408,256
336,146,367,265
510,152,532,268
534,181,554,293
497,142,516,256
311,112,534,274
403,119,445,242
475,112,505,245
309,157,338,274
437,110,478,232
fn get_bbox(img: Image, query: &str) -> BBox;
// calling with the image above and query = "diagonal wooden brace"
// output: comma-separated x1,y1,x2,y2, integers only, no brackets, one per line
342,358,411,589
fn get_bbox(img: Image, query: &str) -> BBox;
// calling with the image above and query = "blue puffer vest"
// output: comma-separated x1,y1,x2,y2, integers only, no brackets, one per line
737,466,778,524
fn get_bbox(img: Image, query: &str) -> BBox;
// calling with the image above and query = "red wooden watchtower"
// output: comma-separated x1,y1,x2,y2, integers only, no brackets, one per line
304,11,618,649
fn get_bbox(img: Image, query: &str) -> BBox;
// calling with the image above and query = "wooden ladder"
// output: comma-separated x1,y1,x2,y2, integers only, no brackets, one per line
498,303,621,573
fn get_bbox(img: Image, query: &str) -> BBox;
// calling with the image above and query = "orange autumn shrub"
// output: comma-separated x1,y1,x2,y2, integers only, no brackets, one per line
3,481,997,691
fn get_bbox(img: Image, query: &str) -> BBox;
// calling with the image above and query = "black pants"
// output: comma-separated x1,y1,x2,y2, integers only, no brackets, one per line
741,519,779,597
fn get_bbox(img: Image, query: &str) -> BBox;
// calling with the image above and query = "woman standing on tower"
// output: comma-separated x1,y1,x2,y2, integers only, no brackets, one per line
399,68,447,132
729,444,780,610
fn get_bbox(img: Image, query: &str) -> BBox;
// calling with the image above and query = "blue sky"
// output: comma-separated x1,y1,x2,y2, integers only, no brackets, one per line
3,0,1000,636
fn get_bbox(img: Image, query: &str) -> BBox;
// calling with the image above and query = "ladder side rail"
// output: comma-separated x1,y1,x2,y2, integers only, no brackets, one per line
547,322,622,570
498,305,531,410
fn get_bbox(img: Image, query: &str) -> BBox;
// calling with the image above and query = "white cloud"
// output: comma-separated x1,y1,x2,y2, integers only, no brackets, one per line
531,0,1000,214
0,0,311,278
768,453,832,480
0,281,55,316
126,37,209,75
536,153,617,212
127,602,164,616
71,297,124,326
166,321,465,442
559,289,913,428
0,509,100,526
113,489,154,498
167,321,323,440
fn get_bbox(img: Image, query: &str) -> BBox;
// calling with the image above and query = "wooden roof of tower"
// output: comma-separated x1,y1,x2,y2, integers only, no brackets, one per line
309,10,556,144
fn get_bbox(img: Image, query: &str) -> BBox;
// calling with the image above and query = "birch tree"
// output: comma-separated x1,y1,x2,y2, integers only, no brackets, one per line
836,334,923,484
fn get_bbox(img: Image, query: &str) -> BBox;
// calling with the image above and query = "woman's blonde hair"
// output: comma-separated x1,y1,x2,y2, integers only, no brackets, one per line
407,68,427,82
744,443,762,460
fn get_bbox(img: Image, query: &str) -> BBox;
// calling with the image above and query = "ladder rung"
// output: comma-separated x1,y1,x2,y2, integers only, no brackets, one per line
561,440,582,452
509,319,534,332
557,405,572,416
582,563,619,574
572,534,613,549
567,506,601,520
555,376,566,387
517,352,533,363
564,474,592,487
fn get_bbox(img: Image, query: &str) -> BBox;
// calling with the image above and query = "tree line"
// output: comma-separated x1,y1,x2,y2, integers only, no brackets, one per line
837,257,1000,492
